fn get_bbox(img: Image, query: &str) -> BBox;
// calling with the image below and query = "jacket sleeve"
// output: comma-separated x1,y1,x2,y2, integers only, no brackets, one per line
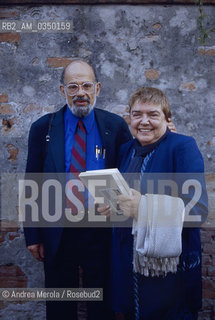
26,116,50,173
173,137,208,227
24,115,51,246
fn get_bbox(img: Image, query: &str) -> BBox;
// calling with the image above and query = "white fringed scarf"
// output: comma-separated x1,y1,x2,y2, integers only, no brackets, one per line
132,194,185,277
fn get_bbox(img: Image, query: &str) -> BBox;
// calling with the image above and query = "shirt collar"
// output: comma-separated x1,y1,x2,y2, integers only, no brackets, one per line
65,105,95,134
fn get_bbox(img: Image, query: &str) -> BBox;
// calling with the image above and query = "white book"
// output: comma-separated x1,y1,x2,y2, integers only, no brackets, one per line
79,168,131,214
79,168,130,196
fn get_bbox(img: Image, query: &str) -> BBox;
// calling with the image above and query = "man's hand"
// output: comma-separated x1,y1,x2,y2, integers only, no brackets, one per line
27,243,45,262
118,189,141,219
167,118,177,133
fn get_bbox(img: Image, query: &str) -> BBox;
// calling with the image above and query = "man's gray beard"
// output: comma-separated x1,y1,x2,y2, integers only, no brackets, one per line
66,97,96,118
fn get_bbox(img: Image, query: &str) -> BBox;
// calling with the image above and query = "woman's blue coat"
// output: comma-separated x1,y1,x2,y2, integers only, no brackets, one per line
112,131,208,318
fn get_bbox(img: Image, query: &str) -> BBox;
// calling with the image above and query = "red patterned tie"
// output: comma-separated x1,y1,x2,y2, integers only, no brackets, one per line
67,120,86,214
70,120,86,173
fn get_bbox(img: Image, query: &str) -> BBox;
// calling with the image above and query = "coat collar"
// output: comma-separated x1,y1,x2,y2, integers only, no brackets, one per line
49,105,66,172
94,108,113,167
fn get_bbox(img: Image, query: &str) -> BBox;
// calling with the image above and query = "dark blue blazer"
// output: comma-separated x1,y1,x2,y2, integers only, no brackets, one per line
24,105,132,262
112,131,208,315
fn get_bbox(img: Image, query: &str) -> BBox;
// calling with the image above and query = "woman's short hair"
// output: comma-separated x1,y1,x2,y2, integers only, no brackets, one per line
129,87,171,120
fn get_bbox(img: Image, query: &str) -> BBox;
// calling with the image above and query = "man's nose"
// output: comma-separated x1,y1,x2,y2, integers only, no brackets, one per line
76,85,85,95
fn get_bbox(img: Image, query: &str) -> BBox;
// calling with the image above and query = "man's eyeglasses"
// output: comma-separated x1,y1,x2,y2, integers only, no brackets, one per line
64,82,96,96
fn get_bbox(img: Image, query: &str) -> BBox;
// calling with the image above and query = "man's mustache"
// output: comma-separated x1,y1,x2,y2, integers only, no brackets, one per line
72,96,90,104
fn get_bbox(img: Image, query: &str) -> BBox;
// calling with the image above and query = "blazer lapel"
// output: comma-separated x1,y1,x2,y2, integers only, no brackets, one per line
94,108,112,168
49,106,65,173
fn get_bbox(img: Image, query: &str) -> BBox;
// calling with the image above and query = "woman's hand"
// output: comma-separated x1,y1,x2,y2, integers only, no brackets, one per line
96,203,111,217
118,188,141,219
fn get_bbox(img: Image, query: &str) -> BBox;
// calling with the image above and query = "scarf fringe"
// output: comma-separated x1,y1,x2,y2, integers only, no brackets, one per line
132,194,184,278
133,250,179,277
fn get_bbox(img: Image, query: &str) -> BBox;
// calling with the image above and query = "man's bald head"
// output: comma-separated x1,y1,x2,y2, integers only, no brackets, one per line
60,59,97,85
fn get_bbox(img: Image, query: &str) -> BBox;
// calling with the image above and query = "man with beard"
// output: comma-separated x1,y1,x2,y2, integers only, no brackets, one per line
24,59,132,320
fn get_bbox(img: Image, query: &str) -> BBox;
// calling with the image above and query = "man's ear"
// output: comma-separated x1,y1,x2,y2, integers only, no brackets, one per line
96,82,101,96
60,85,66,98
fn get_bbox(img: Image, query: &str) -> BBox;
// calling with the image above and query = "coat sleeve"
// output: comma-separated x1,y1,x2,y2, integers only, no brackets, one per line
24,115,51,246
26,115,50,173
173,136,208,227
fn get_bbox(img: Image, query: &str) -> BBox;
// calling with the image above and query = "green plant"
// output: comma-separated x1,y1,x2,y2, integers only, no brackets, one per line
195,0,215,45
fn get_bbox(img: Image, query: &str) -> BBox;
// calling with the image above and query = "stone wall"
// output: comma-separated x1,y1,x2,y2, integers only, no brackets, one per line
0,4,214,319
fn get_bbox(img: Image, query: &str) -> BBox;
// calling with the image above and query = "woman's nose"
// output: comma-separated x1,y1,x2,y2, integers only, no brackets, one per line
140,115,149,124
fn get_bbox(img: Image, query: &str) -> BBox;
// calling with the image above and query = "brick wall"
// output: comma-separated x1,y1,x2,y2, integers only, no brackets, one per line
0,4,214,319
199,174,215,319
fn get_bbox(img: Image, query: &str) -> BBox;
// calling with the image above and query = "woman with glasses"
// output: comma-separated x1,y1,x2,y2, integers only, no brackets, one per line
111,87,207,320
